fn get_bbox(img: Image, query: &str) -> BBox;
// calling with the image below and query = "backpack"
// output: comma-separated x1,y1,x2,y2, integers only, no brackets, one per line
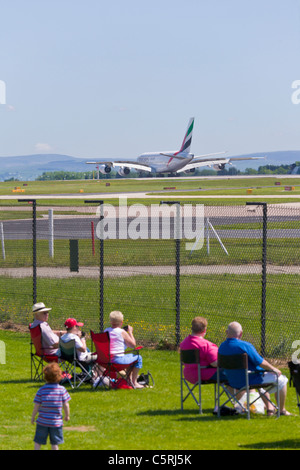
288,361,300,394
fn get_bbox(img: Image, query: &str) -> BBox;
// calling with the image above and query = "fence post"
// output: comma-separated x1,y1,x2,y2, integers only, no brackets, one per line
161,201,181,347
246,202,268,356
19,199,37,304
0,222,5,260
85,200,104,332
49,209,54,258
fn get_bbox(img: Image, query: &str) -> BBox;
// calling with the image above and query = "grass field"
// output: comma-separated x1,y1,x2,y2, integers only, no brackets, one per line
1,176,300,207
0,329,299,451
2,236,300,268
1,272,299,358
1,176,300,450
1,175,300,195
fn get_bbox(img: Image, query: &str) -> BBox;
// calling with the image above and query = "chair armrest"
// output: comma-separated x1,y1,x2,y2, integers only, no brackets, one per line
125,346,143,354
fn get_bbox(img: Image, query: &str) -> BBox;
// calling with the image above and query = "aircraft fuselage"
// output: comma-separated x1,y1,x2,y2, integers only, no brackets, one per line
137,152,194,173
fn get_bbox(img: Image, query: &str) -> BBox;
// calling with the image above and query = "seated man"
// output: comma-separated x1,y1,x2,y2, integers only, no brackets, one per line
219,321,290,416
30,302,64,356
180,316,226,383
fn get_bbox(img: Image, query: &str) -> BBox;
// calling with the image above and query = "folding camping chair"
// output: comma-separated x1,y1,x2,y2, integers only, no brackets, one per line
90,330,142,389
180,349,227,414
29,324,58,381
58,338,95,389
288,361,300,414
217,353,280,419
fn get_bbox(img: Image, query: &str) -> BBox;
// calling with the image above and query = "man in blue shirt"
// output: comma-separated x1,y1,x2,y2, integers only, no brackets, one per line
219,322,290,416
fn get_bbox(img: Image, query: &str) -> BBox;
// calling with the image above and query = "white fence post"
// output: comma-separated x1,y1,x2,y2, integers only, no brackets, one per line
0,223,5,260
49,209,54,258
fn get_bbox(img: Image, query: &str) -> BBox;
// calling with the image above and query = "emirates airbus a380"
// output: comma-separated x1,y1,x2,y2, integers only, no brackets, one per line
86,117,263,176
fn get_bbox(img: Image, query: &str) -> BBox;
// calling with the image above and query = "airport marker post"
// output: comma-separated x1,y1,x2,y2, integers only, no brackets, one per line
18,199,37,304
246,202,267,357
85,200,104,333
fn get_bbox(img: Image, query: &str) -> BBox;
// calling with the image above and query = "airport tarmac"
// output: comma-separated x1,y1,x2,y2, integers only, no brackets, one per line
3,192,300,200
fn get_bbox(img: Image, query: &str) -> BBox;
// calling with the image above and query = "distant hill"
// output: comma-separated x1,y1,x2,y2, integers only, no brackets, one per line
0,150,300,180
0,154,89,181
232,151,300,170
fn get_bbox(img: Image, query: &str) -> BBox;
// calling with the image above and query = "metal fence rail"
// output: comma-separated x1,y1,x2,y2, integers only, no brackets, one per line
0,200,300,359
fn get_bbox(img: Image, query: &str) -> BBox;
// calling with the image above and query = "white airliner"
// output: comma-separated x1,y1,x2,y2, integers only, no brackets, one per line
86,118,264,176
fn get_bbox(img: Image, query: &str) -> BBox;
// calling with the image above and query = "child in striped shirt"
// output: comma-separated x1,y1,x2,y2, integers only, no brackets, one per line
31,362,71,450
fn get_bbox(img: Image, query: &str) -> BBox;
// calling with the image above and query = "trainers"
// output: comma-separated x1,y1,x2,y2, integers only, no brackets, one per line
92,377,102,388
93,376,110,388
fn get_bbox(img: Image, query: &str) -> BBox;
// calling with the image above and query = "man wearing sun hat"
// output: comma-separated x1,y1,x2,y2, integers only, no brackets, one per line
30,302,65,356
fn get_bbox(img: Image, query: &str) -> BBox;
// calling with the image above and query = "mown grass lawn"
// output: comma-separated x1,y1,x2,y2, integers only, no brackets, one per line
0,330,300,451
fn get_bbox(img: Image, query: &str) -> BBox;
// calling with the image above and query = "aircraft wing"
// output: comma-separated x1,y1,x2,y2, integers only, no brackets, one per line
176,158,230,172
176,155,265,173
86,161,152,172
226,156,266,162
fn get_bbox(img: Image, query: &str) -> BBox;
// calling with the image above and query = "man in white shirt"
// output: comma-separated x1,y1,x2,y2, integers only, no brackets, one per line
30,302,64,356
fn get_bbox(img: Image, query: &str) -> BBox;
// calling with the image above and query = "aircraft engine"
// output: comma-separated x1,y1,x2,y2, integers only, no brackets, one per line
118,167,130,176
99,164,112,174
183,168,196,174
213,163,226,171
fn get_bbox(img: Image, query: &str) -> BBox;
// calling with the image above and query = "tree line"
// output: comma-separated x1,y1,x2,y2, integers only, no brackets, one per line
34,163,300,181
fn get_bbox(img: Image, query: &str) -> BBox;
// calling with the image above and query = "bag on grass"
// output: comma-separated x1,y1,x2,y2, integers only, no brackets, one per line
137,371,155,388
213,406,238,416
111,378,133,390
236,392,265,414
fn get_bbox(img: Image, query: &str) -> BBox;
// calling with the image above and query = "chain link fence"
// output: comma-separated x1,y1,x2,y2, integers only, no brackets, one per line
0,200,300,360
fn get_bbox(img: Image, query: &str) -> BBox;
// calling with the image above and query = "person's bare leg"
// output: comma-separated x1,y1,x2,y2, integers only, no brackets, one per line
131,367,144,388
278,385,291,415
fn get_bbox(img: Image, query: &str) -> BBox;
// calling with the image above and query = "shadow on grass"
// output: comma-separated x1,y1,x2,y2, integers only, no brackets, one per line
137,408,240,421
0,379,39,387
240,439,300,450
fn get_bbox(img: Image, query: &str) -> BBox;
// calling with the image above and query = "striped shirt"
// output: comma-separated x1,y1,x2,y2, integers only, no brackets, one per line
34,383,71,427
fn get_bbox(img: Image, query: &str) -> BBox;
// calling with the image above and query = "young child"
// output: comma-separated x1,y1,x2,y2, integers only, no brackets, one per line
31,362,71,450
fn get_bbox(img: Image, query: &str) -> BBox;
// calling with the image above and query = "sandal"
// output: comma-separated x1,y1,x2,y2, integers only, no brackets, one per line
280,410,292,416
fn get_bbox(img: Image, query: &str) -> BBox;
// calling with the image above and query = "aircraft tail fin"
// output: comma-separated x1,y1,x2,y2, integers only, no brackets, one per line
176,117,194,154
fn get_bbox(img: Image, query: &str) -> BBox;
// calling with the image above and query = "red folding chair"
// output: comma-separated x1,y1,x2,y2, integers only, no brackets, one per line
29,324,58,381
90,330,142,389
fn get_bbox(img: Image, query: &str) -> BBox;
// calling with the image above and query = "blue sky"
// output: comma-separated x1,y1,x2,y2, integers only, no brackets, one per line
1,0,300,160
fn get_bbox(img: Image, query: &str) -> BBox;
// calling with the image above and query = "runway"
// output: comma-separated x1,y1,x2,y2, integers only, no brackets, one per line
2,215,300,240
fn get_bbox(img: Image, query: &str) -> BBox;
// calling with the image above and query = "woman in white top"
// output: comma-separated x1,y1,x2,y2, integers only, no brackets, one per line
105,310,143,389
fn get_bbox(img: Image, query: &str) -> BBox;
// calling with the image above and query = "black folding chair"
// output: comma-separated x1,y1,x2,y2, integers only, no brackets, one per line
217,353,280,419
59,339,94,389
288,361,300,414
180,349,226,414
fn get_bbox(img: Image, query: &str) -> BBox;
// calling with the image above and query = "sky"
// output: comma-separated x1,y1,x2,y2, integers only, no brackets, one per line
1,0,300,160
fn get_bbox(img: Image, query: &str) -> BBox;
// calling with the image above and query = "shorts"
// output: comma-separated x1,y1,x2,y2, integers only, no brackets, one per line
254,372,288,394
112,353,143,369
34,424,64,446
